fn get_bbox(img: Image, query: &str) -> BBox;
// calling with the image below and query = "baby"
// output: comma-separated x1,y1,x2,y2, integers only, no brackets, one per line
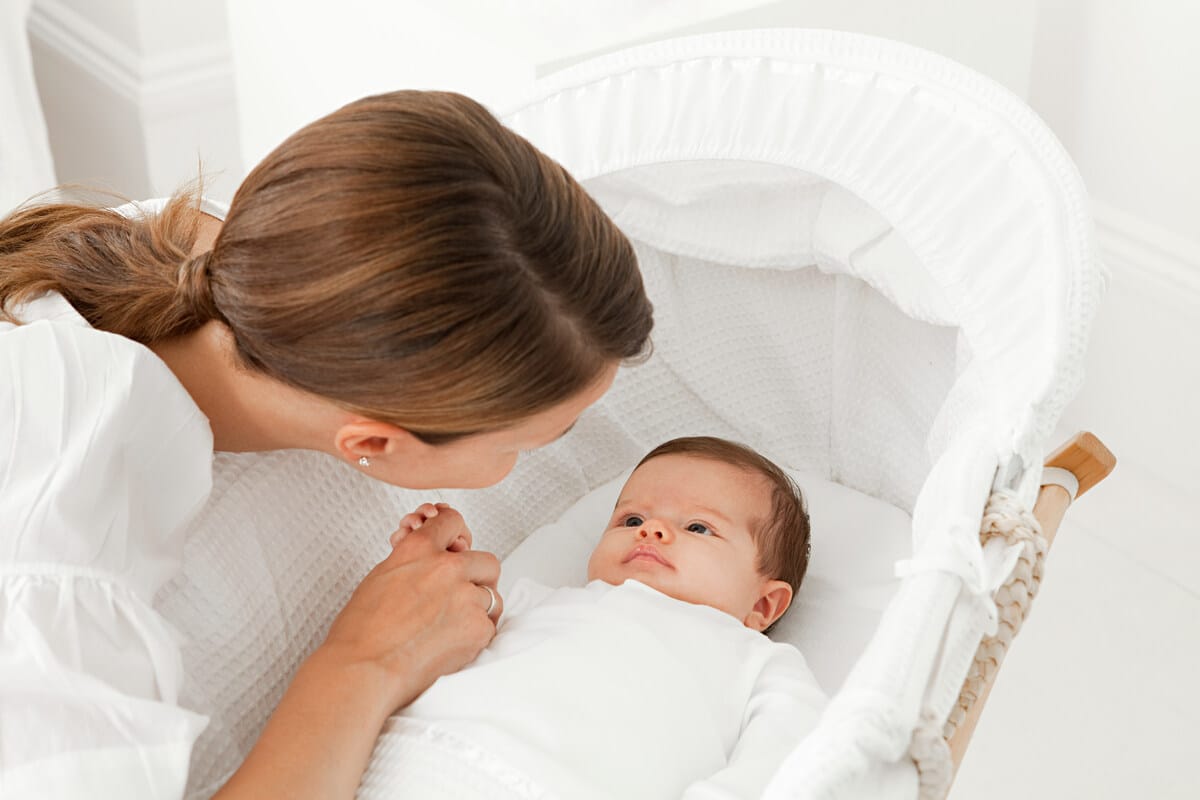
360,436,825,800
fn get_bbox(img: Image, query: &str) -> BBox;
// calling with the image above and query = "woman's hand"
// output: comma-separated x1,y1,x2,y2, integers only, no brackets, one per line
325,505,502,710
215,507,504,800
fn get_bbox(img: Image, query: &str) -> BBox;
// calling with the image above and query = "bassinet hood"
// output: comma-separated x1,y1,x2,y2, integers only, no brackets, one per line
499,28,1102,477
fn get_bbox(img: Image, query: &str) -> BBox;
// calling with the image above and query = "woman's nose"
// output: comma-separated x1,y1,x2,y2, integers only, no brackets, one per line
637,519,673,543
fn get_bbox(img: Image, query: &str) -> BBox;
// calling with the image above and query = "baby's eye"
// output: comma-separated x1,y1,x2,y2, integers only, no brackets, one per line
622,515,644,527
686,522,712,535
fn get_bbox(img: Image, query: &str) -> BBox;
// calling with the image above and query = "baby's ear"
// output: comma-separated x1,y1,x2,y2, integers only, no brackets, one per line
744,580,793,632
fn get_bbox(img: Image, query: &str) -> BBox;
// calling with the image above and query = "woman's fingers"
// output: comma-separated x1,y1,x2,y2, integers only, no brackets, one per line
456,549,501,588
476,583,504,620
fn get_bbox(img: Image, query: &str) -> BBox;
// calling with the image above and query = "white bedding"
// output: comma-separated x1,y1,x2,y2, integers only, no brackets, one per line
499,468,911,694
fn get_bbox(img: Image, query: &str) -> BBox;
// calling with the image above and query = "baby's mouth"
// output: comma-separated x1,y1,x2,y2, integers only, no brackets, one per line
622,544,673,568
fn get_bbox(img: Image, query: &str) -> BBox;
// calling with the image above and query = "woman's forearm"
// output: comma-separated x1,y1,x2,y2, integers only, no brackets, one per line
212,647,402,800
213,513,499,798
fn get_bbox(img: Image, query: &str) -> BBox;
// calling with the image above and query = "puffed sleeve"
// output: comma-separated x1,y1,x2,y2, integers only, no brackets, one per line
682,641,828,800
0,297,214,799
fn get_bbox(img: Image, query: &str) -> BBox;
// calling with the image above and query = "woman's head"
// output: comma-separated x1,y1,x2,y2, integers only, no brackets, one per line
0,91,653,485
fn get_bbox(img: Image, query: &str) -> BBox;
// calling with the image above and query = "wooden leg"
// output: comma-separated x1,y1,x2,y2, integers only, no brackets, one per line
945,432,1115,774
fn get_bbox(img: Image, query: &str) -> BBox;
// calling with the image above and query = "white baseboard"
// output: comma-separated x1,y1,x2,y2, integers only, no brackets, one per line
1065,201,1200,492
1093,201,1200,307
27,0,242,200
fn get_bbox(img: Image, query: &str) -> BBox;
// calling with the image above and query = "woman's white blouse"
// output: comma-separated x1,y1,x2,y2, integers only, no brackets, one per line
0,292,214,799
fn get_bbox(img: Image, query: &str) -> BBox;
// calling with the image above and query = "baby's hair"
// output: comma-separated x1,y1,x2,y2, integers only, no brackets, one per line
636,436,812,602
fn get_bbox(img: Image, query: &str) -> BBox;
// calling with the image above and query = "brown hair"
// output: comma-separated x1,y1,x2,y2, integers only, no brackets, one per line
637,436,811,600
0,91,652,442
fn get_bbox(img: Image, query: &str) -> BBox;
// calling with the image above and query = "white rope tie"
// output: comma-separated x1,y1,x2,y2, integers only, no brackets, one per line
942,490,1045,744
912,489,1047,800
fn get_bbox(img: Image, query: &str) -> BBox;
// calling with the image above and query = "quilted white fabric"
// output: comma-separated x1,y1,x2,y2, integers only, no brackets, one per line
150,29,1102,800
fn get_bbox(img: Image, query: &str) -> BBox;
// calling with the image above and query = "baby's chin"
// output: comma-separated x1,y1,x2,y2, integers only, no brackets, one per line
591,567,676,599
590,559,665,584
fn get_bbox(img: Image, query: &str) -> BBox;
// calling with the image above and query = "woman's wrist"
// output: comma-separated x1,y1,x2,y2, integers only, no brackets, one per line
309,638,424,716
213,646,407,800
305,643,405,720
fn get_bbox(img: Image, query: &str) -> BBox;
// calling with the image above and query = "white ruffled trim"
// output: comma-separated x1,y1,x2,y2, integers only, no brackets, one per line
362,717,557,800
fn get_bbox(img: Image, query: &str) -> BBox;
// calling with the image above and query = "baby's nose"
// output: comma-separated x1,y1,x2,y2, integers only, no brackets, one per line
637,519,671,542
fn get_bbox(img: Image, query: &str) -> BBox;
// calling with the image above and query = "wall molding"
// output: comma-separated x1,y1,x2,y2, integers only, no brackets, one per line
27,0,242,200
27,0,234,119
1065,201,1199,492
1092,201,1200,306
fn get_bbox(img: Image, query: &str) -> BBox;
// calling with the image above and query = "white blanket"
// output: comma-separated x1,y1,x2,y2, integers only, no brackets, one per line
359,578,826,800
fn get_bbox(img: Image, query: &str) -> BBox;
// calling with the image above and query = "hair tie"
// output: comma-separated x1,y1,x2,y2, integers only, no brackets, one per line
179,250,220,321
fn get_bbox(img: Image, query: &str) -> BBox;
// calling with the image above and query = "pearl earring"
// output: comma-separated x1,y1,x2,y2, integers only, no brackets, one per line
358,456,371,467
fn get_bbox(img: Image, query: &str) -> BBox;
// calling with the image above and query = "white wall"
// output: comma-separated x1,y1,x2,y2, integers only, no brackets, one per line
1026,0,1200,490
1030,0,1200,241
227,0,1037,169
225,0,788,169
1,0,56,212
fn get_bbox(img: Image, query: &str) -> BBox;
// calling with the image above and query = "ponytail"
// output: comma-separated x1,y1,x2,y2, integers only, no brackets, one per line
0,190,220,342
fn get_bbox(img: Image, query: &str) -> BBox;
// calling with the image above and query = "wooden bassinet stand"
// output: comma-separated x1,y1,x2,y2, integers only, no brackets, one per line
943,431,1116,786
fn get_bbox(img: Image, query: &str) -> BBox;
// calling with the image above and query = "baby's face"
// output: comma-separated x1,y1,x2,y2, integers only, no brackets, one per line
587,453,786,630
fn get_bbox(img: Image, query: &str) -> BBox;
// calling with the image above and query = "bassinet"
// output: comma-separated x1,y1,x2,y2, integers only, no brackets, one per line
161,29,1110,799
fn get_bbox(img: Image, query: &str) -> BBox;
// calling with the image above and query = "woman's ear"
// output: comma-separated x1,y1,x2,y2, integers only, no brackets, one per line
743,580,794,632
334,419,423,464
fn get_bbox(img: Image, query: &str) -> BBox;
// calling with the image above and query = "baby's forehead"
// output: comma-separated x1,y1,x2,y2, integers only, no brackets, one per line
618,456,772,518
626,452,771,490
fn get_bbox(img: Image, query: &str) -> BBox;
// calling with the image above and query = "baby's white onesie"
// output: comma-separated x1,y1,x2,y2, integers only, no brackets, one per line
358,577,826,799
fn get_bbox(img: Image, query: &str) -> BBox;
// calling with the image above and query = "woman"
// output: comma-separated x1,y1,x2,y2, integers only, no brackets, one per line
0,91,653,799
